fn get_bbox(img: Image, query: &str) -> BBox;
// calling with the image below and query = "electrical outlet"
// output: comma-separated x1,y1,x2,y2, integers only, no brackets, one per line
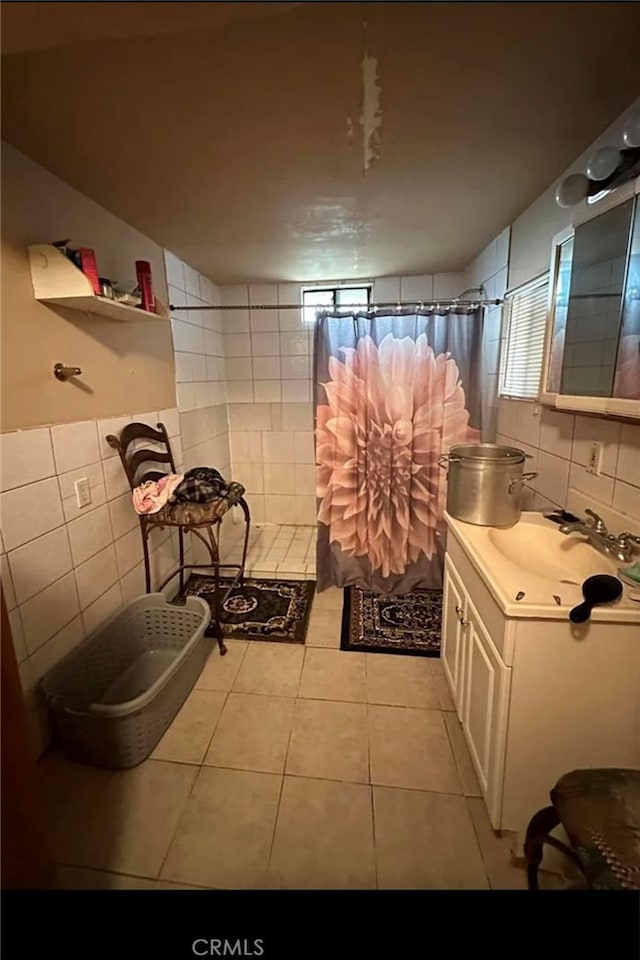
74,477,91,509
587,441,602,476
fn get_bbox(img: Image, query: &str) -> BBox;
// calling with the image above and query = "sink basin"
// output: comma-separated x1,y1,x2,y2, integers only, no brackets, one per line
488,521,617,583
444,510,638,620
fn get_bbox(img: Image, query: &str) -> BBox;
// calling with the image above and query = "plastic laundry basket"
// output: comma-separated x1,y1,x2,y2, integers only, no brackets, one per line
41,593,212,769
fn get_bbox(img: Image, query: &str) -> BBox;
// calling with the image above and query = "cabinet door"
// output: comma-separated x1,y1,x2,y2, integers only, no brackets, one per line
441,557,467,720
462,601,510,827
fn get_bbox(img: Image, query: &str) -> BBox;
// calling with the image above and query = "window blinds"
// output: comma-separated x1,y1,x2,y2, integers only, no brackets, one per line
500,274,549,400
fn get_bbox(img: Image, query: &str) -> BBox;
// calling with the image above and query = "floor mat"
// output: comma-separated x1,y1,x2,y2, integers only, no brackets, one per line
180,574,316,644
340,586,442,657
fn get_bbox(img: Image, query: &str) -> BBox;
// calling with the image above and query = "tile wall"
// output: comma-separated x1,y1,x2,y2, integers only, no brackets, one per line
1,252,233,756
218,272,465,525
0,406,185,753
165,251,227,422
164,251,235,558
496,402,640,519
469,217,640,523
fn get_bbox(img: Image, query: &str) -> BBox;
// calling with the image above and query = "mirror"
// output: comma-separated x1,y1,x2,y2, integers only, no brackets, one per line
546,190,640,408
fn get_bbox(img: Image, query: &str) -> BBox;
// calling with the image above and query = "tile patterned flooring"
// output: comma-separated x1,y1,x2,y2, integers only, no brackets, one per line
219,522,317,580
45,584,542,891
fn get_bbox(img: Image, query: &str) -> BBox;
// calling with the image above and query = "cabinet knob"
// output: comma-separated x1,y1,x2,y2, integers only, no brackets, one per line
455,604,469,626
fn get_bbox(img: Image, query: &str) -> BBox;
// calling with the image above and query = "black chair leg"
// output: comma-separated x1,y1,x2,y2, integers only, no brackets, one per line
207,526,227,657
524,805,560,890
178,528,185,593
238,497,251,585
141,521,152,593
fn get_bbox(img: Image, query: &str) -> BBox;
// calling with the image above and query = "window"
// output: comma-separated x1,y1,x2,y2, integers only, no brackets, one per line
302,285,371,324
499,274,549,400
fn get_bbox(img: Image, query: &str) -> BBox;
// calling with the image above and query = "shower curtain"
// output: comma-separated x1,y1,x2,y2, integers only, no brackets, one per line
314,307,483,594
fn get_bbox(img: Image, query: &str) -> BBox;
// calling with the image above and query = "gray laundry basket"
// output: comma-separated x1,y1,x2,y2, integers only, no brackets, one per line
41,593,212,769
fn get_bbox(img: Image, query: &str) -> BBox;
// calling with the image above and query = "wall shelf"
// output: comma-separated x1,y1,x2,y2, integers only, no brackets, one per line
28,244,169,323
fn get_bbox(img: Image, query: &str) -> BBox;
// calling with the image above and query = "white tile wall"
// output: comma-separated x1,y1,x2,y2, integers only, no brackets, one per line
103,455,131,500
59,462,107,522
496,399,640,519
9,526,73,605
114,527,143,578
613,479,640,517
219,271,465,523
67,502,113,566
0,477,64,551
27,616,85,703
571,415,621,476
0,427,55,491
82,583,123,636
475,214,638,520
20,572,80,657
617,425,640,487
254,381,281,403
263,431,295,462
1,404,192,757
164,251,237,569
399,275,434,301
373,276,400,302
51,420,101,475
264,463,296,496
1,255,232,758
294,432,315,464
167,255,226,416
282,380,311,402
221,290,316,520
282,355,310,379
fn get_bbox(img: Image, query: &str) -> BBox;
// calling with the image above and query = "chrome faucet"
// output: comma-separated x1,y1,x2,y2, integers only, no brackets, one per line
559,509,640,564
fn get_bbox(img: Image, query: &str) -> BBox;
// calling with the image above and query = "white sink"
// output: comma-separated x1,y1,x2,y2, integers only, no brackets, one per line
488,520,617,583
444,510,639,620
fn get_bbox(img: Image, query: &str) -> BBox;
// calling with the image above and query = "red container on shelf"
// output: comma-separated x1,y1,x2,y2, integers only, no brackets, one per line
135,260,156,313
78,247,101,296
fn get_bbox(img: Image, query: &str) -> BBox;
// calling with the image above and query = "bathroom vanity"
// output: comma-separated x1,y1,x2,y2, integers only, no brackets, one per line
442,510,640,851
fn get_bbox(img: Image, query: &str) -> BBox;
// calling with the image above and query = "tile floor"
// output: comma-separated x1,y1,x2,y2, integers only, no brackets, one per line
219,522,316,580
44,585,545,890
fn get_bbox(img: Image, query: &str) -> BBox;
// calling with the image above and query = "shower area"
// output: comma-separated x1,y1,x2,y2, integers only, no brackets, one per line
200,286,495,602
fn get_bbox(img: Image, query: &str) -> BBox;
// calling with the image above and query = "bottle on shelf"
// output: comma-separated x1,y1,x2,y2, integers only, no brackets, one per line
135,260,156,313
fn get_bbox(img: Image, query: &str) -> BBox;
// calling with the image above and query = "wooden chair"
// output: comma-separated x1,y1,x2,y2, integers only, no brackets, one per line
106,421,251,656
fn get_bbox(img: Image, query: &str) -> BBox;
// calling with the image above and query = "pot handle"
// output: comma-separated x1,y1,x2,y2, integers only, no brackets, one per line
438,454,461,470
508,471,538,492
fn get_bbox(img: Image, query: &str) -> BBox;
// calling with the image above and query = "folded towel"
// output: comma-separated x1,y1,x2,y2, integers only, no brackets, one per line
132,473,184,514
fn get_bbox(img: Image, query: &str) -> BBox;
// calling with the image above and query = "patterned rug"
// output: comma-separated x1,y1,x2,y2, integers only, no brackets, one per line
341,586,442,657
180,575,316,644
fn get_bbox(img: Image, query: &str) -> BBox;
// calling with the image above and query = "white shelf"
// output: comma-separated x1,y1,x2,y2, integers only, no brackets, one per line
28,244,169,323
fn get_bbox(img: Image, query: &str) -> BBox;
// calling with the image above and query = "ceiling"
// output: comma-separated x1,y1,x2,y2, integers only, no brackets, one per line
2,2,640,284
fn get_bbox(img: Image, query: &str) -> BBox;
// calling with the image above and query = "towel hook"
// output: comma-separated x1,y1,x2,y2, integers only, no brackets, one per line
54,363,82,381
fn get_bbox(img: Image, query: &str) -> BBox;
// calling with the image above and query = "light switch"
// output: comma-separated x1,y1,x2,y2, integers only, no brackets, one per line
587,441,603,476
74,477,91,508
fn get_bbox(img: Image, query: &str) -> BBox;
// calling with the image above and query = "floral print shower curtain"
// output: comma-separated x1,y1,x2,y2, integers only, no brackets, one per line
314,308,483,594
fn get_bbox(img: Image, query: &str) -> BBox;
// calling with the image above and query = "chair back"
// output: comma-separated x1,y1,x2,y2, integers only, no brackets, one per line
106,422,177,492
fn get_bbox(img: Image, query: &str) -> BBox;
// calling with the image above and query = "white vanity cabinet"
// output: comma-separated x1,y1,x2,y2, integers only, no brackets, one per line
441,556,467,714
442,511,640,850
442,555,511,826
462,597,511,827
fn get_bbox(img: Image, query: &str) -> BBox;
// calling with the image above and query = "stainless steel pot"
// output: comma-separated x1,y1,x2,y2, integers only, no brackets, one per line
439,443,537,527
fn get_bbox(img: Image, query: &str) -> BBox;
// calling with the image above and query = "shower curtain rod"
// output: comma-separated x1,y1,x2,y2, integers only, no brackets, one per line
169,298,502,311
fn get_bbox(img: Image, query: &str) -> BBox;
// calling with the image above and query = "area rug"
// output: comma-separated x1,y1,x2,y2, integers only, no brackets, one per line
341,586,442,658
180,575,316,644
